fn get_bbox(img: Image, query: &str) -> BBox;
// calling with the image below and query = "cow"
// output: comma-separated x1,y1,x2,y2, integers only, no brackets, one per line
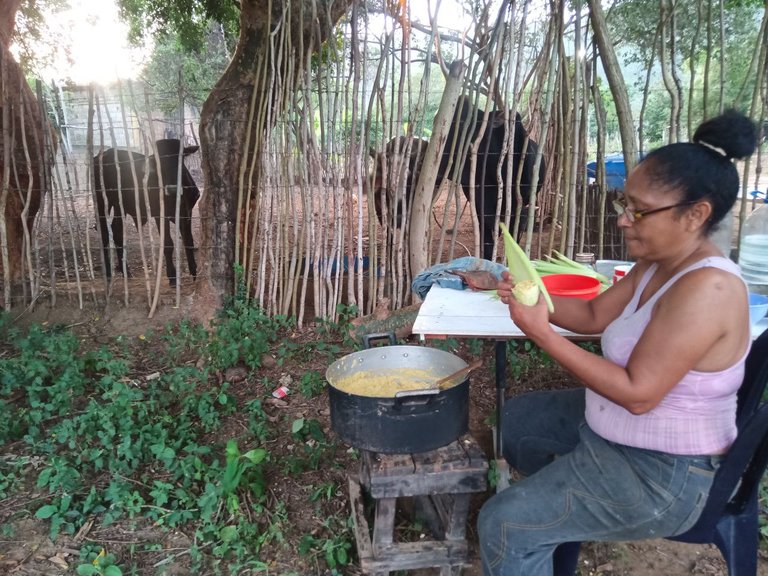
367,97,545,260
368,136,432,228
92,139,201,286
438,96,546,260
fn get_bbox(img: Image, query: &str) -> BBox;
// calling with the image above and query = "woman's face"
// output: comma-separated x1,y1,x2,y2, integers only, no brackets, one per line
618,161,692,260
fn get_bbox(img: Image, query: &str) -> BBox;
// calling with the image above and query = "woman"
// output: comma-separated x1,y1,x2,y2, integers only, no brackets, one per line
479,109,758,576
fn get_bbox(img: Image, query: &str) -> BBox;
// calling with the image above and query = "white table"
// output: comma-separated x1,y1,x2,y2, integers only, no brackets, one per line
412,285,597,339
412,285,768,458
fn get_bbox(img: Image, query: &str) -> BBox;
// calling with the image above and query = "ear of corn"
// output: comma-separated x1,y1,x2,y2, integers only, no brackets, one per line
499,223,555,313
511,280,540,306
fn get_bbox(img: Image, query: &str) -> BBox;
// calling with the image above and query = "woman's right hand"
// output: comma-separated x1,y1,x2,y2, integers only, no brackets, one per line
497,271,552,340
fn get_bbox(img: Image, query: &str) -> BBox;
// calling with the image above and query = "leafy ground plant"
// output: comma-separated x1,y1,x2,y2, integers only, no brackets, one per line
0,297,358,574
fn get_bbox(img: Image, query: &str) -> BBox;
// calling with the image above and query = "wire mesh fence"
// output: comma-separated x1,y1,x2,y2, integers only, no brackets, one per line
2,2,766,325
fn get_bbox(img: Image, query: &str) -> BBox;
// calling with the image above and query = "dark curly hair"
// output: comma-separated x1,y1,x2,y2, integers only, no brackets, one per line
639,109,758,234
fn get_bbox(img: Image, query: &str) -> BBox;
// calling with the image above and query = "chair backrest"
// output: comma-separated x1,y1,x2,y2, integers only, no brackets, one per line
685,329,768,531
737,329,768,427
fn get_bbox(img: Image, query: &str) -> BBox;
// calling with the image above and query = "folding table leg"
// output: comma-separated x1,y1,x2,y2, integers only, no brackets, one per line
494,340,507,459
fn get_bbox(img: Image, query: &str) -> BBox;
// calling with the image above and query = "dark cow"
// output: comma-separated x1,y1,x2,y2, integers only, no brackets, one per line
368,136,431,228
92,139,201,286
438,96,545,259
367,97,545,260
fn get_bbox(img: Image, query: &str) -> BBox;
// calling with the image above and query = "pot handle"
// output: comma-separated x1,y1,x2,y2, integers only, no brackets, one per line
362,332,397,349
394,388,440,406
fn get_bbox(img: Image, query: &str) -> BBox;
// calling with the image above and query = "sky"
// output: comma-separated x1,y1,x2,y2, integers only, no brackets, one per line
38,0,149,85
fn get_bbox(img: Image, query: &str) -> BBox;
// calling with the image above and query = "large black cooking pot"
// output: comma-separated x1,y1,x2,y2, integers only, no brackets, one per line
326,337,470,454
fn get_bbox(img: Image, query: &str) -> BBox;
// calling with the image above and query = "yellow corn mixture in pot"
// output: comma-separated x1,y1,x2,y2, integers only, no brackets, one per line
332,367,443,397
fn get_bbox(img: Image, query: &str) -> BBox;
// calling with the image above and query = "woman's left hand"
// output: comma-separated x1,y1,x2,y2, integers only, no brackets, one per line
497,271,552,340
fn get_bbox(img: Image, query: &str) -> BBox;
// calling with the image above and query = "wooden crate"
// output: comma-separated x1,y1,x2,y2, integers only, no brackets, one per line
349,435,488,576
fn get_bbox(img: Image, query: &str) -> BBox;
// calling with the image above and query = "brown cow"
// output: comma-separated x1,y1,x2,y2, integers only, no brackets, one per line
0,42,52,295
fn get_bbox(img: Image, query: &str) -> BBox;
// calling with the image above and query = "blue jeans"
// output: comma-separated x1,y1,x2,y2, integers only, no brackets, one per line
478,389,720,576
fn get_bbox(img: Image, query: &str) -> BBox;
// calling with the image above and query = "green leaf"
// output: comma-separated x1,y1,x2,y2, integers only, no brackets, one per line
291,418,305,434
242,448,267,464
76,566,99,576
35,504,58,519
36,467,52,488
225,440,240,461
219,525,238,542
104,566,123,576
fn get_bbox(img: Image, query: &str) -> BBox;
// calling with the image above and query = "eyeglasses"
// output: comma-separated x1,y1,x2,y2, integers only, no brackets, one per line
612,198,696,223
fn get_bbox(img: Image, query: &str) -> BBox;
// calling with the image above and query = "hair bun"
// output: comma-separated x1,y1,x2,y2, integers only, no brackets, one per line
692,109,758,160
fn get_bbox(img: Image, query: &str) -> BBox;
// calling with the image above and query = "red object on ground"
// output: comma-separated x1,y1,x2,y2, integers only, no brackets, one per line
541,274,601,300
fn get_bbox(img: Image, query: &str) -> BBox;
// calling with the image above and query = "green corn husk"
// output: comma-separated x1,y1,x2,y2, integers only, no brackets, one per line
532,253,611,286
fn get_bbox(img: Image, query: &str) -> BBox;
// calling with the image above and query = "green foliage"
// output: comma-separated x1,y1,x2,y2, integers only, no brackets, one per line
207,292,289,370
0,307,298,570
0,295,370,572
76,545,124,576
298,370,327,398
315,303,359,348
297,515,354,570
760,480,768,542
140,28,230,115
504,339,555,380
9,0,69,74
116,0,239,53
606,0,763,145
284,418,338,474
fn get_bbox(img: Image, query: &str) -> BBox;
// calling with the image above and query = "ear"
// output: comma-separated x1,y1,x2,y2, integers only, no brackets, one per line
688,200,713,231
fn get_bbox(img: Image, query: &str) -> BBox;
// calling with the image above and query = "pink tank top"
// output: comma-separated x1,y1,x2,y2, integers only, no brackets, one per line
586,257,749,455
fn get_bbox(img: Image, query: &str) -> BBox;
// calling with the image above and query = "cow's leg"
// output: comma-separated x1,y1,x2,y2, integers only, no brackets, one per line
179,214,197,280
96,212,113,279
111,216,130,277
157,217,178,286
473,186,498,261
480,212,497,261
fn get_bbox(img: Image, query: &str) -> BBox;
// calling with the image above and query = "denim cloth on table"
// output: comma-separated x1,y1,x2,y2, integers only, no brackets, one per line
477,389,719,576
411,256,508,299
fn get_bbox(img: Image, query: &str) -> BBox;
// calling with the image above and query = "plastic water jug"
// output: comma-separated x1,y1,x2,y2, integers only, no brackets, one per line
738,191,768,295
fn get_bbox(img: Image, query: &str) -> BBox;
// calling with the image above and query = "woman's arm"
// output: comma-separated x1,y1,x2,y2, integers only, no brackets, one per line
500,267,746,413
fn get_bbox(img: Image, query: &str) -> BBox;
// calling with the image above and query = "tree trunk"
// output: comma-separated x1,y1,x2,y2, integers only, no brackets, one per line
0,16,51,307
0,0,21,47
197,0,353,307
409,60,464,291
659,0,680,143
587,0,638,174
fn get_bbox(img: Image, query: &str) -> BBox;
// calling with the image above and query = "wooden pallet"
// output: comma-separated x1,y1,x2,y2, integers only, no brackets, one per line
349,435,489,576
